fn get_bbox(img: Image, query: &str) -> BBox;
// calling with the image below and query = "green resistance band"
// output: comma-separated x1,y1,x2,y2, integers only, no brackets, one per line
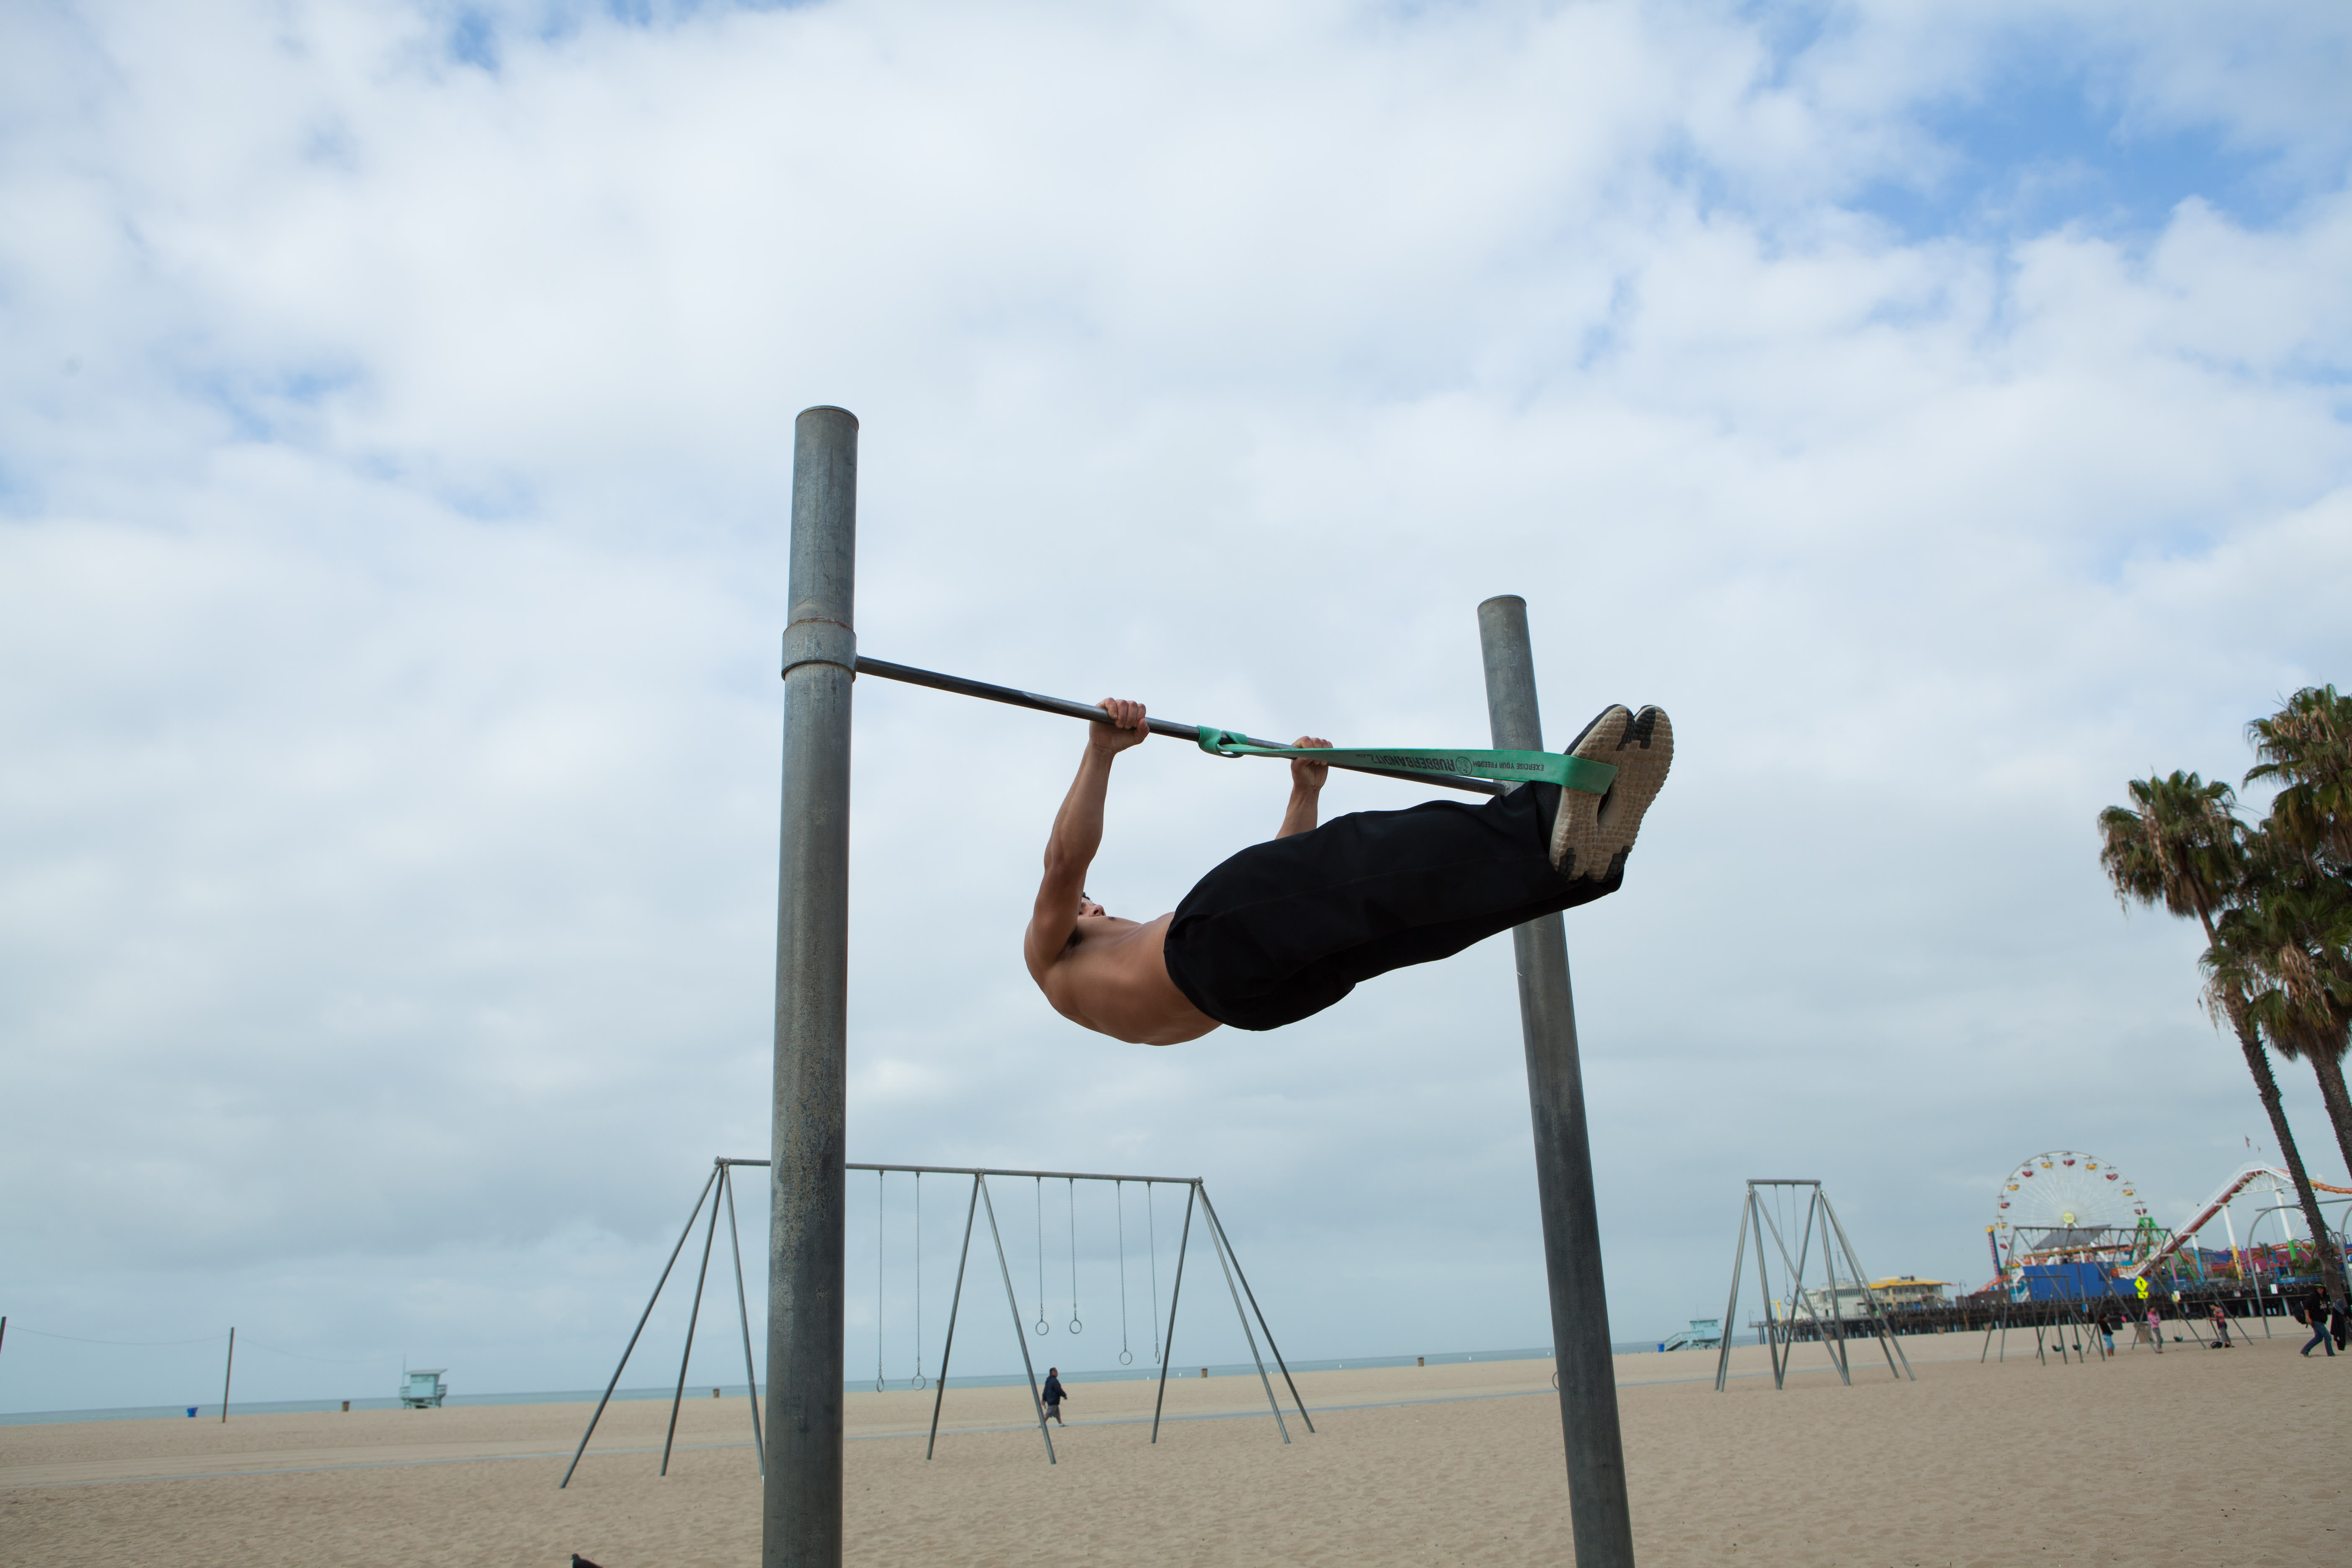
1194,728,1618,795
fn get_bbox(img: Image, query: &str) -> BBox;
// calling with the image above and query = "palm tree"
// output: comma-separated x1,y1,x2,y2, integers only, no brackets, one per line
2097,772,2347,1304
2247,685,2352,866
2209,838,2352,1178
2245,686,2352,1176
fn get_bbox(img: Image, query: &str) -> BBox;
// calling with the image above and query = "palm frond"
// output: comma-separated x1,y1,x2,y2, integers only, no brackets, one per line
2097,771,2246,927
2247,685,2352,869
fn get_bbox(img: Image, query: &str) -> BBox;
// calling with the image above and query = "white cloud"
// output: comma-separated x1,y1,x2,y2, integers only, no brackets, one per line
2,0,2347,1412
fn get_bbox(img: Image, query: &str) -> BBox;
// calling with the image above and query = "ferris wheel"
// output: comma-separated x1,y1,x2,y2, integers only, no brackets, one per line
1991,1150,2149,1272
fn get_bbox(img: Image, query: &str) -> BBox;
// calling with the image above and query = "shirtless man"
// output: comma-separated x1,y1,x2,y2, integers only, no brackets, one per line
1023,698,1672,1044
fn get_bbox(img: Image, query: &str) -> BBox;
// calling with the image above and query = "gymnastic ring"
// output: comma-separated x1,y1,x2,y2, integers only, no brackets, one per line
874,1378,886,1393
1552,1371,1560,1390
912,1375,929,1391
1034,1317,1050,1336
1119,1350,1133,1366
1069,1317,1083,1334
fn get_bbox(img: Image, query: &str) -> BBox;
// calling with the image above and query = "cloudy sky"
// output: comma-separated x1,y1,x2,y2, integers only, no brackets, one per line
3,0,2348,1414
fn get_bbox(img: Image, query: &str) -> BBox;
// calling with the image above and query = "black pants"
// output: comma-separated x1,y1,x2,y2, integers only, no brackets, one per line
1160,784,1616,1032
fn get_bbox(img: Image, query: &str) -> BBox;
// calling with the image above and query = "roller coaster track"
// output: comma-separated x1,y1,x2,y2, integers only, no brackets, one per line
2122,1163,2352,1280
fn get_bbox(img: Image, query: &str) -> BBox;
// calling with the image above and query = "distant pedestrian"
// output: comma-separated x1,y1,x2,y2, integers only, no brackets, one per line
2095,1309,2117,1359
2207,1302,2232,1348
1041,1367,1068,1424
2146,1306,2164,1353
2296,1295,2334,1357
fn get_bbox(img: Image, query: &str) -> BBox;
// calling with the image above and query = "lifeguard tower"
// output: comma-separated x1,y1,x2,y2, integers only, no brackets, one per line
400,1369,447,1408
1660,1318,1723,1351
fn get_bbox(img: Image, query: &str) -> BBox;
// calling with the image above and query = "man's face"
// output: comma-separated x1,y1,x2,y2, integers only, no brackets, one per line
1077,894,1105,919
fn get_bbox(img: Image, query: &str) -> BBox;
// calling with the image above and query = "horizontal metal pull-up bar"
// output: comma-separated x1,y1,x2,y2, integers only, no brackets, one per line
851,655,1504,797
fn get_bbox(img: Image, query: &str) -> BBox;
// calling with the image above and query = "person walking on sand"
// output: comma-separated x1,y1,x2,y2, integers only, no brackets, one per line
2298,1293,2336,1357
2146,1305,2164,1353
1041,1367,1069,1425
2207,1301,2233,1347
2096,1308,2117,1359
1025,699,1671,1044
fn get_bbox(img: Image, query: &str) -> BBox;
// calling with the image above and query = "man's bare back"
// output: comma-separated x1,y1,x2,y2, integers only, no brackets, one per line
1023,698,1329,1046
1035,910,1214,1046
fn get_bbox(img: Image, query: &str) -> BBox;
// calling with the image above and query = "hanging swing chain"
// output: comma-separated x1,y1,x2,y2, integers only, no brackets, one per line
1068,1177,1083,1333
827,1166,1213,1380
1034,1178,1050,1335
912,1171,925,1388
1116,1180,1133,1365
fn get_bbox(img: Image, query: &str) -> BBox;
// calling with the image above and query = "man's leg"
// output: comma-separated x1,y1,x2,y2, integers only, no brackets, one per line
1163,785,1598,1031
1162,702,1670,1032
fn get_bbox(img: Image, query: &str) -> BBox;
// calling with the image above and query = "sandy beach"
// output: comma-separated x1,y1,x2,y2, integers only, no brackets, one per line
3,1331,2342,1566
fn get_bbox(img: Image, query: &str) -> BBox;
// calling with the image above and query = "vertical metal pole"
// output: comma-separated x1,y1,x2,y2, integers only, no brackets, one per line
1820,1194,1909,1382
1150,1183,1198,1444
977,1176,1057,1463
1195,1188,1315,1433
1200,1199,1288,1442
220,1327,235,1422
1714,1189,1753,1393
662,1178,726,1475
563,1168,718,1488
1476,594,1635,1568
722,1165,766,1476
1802,1190,1852,1386
1996,1233,2014,1362
925,1176,982,1460
767,405,858,1568
1755,1197,1786,1389
1803,1198,1837,1378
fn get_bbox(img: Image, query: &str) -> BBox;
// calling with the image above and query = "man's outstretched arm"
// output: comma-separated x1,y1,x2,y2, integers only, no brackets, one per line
1023,698,1149,983
1274,736,1331,839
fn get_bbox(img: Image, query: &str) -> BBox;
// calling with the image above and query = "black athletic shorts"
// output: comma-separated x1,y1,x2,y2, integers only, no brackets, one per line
1159,783,1615,1031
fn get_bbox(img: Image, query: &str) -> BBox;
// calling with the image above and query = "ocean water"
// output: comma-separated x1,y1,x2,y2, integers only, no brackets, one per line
0,1343,1662,1426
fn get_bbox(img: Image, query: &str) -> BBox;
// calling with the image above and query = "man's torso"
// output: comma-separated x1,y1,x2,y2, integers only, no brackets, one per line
1039,913,1220,1046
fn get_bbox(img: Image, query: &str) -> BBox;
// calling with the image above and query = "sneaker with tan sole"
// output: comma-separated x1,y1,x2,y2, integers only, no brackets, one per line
1551,704,1672,881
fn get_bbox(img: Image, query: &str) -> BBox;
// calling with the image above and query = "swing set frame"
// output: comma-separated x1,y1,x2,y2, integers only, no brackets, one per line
1711,1179,1913,1393
560,1157,1311,1486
